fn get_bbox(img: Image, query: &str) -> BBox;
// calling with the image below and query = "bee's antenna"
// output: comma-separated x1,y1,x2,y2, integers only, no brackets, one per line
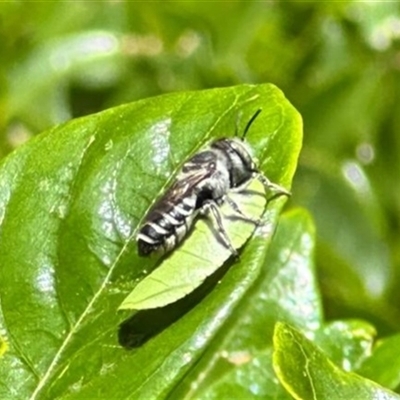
241,109,262,140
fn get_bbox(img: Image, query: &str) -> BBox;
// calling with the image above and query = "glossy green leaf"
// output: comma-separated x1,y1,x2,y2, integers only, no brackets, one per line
169,208,319,399
273,322,400,400
313,320,376,372
184,349,292,400
0,84,301,399
119,178,268,310
358,334,400,390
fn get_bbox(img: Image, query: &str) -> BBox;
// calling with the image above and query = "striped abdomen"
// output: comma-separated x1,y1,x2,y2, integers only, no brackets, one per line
137,194,197,256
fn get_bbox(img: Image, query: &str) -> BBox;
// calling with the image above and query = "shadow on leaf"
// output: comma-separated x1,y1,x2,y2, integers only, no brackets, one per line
118,257,234,348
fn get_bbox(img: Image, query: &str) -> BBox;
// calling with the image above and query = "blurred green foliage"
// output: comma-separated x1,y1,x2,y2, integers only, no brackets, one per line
1,0,400,395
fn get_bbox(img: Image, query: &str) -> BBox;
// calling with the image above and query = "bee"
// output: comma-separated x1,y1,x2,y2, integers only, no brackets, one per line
137,110,290,257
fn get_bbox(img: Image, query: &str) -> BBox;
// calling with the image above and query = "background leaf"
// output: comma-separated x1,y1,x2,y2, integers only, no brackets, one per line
0,84,301,399
273,322,400,400
314,320,376,372
358,334,400,390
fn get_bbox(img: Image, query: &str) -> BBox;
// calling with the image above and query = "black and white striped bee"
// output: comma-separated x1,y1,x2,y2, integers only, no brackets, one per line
137,110,290,257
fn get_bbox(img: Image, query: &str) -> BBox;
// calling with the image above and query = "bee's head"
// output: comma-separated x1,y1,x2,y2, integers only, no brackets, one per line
231,108,262,172
211,138,259,188
228,109,262,184
226,138,258,171
211,110,263,187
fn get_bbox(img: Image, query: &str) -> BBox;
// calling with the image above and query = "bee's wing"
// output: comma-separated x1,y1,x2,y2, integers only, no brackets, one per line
143,150,217,220
164,164,215,203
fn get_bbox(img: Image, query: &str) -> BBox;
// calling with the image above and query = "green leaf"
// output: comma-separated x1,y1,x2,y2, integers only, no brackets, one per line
358,334,400,390
0,84,301,399
182,349,292,400
119,177,269,310
168,208,319,399
0,335,7,358
314,320,376,372
295,160,394,329
273,322,400,400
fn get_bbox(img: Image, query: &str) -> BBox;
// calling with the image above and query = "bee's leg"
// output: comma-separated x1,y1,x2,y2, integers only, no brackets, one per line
201,200,238,257
225,196,260,225
257,175,291,198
